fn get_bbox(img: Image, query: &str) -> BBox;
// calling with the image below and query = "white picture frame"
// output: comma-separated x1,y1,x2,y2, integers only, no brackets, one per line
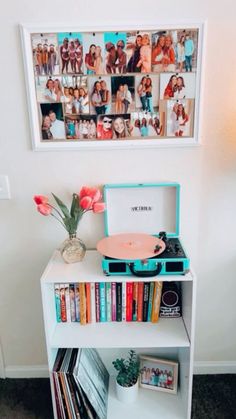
20,22,205,151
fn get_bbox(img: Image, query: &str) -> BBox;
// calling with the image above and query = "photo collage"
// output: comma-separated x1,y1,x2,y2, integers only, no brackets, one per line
31,29,198,142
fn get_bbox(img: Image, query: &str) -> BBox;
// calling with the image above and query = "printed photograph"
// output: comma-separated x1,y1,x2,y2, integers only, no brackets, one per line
160,72,196,100
126,31,152,73
61,76,89,115
174,29,198,72
151,30,177,73
104,32,127,74
39,103,65,140
31,33,59,78
152,29,198,73
65,115,97,140
111,76,135,114
135,74,159,112
88,76,111,115
35,76,64,103
58,32,84,74
83,33,105,75
161,99,195,137
140,356,178,394
97,114,132,140
131,111,164,138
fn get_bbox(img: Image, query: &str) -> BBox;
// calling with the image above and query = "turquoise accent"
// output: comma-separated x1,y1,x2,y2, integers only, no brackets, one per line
103,182,181,238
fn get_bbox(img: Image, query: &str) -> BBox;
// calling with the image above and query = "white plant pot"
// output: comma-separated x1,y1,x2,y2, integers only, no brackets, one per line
115,379,139,403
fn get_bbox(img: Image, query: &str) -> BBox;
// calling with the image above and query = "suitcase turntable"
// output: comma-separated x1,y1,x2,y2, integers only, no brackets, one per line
97,183,190,277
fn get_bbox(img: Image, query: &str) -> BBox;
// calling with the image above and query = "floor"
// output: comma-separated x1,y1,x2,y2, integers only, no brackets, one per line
0,375,236,418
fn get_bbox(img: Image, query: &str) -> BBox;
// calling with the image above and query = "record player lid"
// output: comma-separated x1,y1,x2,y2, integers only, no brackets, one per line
103,182,180,238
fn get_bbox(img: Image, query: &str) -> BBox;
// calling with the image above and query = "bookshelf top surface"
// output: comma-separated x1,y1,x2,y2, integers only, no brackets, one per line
41,250,195,284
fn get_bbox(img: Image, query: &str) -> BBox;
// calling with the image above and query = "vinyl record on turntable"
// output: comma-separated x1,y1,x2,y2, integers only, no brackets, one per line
96,233,166,260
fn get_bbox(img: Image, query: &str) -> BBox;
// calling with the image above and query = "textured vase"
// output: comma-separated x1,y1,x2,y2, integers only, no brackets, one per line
60,234,86,263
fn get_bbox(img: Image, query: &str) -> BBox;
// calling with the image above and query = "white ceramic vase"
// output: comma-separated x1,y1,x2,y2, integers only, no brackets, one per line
115,379,139,403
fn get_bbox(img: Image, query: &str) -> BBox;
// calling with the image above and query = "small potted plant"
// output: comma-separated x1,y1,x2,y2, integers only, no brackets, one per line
112,350,140,403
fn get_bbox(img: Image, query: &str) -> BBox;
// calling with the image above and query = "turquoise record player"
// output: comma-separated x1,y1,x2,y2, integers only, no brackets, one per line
98,182,190,277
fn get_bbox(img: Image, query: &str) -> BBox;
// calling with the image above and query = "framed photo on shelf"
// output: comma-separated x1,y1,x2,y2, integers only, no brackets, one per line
20,22,205,151
139,355,178,394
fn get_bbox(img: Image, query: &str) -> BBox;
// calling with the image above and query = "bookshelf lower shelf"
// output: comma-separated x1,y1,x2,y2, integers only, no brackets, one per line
50,317,190,348
107,377,185,419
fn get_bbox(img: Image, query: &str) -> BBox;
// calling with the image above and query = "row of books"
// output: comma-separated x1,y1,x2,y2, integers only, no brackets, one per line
54,281,163,325
52,347,109,419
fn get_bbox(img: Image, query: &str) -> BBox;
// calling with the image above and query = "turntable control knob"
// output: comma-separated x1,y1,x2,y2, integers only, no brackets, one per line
175,244,180,252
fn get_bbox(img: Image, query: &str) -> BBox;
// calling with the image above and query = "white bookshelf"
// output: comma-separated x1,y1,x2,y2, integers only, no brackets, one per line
40,250,196,419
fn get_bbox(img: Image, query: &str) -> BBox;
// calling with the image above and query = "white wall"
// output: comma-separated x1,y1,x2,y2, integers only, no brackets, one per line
0,0,236,374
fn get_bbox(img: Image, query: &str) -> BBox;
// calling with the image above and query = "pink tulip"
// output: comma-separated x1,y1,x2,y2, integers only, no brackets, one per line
92,202,106,213
34,195,49,205
80,196,93,210
79,186,102,203
37,204,52,216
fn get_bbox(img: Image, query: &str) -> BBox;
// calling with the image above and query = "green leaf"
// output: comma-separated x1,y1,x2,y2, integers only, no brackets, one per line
70,194,78,218
52,193,70,218
70,193,83,228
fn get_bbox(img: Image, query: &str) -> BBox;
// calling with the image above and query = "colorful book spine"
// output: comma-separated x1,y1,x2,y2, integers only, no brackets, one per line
90,282,96,323
147,282,154,322
69,284,76,322
111,282,116,321
151,281,163,323
132,282,138,321
126,282,133,321
106,282,112,322
79,283,87,325
116,282,122,322
137,282,144,322
65,284,71,323
143,282,150,322
86,283,91,323
99,282,107,322
74,284,80,322
54,284,61,322
60,284,67,322
95,283,100,322
122,282,127,321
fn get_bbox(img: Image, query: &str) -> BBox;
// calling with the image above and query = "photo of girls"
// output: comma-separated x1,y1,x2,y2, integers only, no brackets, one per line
139,356,178,394
61,76,89,115
31,34,59,79
39,103,65,140
104,32,127,74
131,112,163,138
88,76,111,115
58,33,84,74
126,32,143,73
36,76,63,103
160,72,196,100
136,32,152,73
135,74,159,112
65,115,96,140
111,76,135,114
152,31,176,72
83,33,105,75
165,99,194,137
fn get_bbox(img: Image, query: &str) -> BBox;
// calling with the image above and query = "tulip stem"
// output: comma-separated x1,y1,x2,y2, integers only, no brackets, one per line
51,213,68,231
48,204,64,220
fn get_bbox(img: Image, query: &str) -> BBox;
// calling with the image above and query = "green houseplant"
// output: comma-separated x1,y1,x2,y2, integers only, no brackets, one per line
112,350,140,403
